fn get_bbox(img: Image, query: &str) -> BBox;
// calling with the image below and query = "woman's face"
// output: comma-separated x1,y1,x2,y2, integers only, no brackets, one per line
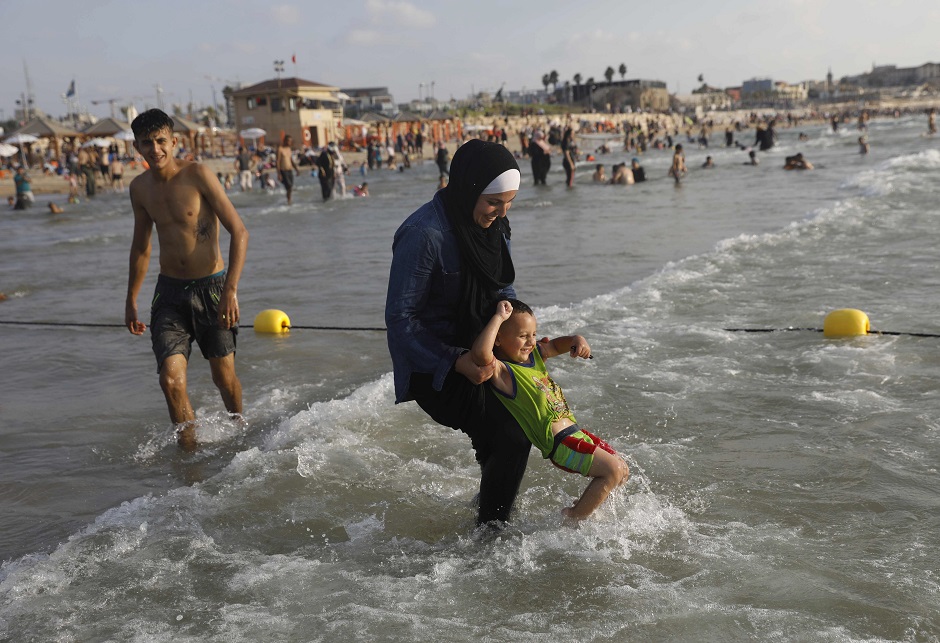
472,190,517,228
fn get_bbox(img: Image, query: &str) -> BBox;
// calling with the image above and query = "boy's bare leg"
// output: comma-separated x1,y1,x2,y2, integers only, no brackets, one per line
563,448,629,521
209,354,243,421
160,354,197,450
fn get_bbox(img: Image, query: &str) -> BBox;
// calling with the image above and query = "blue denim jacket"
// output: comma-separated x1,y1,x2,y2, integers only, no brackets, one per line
385,191,515,403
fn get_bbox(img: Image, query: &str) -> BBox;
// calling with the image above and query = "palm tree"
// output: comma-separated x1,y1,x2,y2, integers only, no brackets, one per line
549,70,559,93
542,73,550,94
573,73,582,101
605,66,615,85
619,63,627,80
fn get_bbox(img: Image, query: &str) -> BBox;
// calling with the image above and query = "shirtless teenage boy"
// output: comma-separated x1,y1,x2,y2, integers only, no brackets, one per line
276,135,300,204
125,109,249,450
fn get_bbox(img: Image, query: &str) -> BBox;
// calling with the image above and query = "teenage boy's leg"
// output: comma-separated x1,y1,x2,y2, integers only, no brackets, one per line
209,353,242,417
159,354,197,450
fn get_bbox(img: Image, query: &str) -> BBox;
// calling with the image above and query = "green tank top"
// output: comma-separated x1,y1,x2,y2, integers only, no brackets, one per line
491,347,576,458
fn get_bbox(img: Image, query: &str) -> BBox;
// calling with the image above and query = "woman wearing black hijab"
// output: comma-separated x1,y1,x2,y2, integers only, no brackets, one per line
386,140,530,527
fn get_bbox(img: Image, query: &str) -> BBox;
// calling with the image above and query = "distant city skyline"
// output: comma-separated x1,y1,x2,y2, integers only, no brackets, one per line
1,0,938,122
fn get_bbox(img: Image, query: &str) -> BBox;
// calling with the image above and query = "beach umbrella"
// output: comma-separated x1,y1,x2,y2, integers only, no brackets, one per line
4,133,39,145
0,143,17,157
4,133,39,167
114,129,136,141
81,138,111,148
239,128,266,140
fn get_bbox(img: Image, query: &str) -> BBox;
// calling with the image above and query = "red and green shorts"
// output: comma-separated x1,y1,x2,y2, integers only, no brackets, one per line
546,424,616,476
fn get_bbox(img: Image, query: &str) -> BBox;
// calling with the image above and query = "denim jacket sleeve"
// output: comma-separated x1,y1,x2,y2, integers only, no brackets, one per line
386,200,465,401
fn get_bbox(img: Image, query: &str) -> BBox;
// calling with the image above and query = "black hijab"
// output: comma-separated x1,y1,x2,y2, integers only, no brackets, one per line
441,140,520,346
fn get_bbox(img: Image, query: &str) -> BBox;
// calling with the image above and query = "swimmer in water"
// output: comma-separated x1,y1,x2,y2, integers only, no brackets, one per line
609,163,634,185
783,153,814,170
858,136,869,155
668,144,687,184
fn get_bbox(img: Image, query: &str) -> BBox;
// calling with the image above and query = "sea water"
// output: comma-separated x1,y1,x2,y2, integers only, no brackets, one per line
1,117,939,642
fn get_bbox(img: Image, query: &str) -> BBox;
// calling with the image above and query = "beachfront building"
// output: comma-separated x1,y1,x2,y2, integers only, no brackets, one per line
676,85,734,111
567,79,670,112
342,87,396,118
231,77,342,148
740,78,808,107
673,93,734,113
842,62,940,89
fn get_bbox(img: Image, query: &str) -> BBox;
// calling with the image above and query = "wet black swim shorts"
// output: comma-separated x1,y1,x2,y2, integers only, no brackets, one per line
150,271,237,371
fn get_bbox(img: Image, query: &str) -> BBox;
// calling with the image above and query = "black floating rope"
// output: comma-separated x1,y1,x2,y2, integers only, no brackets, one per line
724,327,822,333
4,320,939,338
0,320,386,332
724,327,940,338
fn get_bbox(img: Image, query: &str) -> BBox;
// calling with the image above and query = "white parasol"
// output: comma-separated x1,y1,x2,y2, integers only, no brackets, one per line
4,133,39,145
239,128,266,140
81,138,111,148
0,143,18,157
4,133,39,167
114,129,136,141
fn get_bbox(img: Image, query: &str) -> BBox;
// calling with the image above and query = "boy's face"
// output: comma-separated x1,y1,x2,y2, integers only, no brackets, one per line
495,312,538,363
133,127,177,170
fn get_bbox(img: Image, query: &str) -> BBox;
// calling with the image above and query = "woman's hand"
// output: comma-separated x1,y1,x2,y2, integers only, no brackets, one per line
454,351,497,384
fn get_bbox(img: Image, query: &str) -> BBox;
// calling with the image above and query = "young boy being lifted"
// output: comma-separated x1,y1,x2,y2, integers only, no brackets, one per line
471,299,628,521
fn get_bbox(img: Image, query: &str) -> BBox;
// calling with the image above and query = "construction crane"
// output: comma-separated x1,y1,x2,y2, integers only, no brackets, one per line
90,96,145,120
89,98,123,119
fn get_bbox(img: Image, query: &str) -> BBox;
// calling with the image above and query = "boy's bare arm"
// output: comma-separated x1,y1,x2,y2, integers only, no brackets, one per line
125,181,154,335
539,334,591,360
195,163,249,329
470,301,512,367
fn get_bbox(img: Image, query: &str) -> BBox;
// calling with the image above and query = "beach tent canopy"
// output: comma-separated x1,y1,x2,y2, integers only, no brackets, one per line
359,112,390,123
11,115,82,139
172,116,207,134
393,111,425,123
82,117,131,137
427,110,457,121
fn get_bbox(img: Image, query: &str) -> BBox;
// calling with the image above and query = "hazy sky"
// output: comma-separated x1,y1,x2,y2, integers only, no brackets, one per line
2,0,938,121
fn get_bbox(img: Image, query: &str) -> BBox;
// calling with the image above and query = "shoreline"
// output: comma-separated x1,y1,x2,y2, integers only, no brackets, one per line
4,101,934,199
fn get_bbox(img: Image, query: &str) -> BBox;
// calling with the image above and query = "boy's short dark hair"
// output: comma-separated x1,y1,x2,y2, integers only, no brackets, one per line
131,109,175,140
506,298,533,316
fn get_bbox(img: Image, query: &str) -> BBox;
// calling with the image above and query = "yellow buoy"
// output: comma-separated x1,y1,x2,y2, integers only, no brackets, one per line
823,308,870,338
253,309,291,333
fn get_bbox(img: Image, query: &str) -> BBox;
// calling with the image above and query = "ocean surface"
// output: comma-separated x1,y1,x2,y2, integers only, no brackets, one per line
1,116,939,642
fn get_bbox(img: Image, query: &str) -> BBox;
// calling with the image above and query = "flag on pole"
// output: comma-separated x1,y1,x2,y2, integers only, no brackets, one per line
65,79,75,98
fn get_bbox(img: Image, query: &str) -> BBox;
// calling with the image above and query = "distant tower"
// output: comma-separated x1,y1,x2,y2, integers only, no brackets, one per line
826,67,833,95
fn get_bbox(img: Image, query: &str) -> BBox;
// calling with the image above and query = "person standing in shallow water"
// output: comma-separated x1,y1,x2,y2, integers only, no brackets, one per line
276,135,299,205
385,140,531,527
316,144,335,201
125,109,249,450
